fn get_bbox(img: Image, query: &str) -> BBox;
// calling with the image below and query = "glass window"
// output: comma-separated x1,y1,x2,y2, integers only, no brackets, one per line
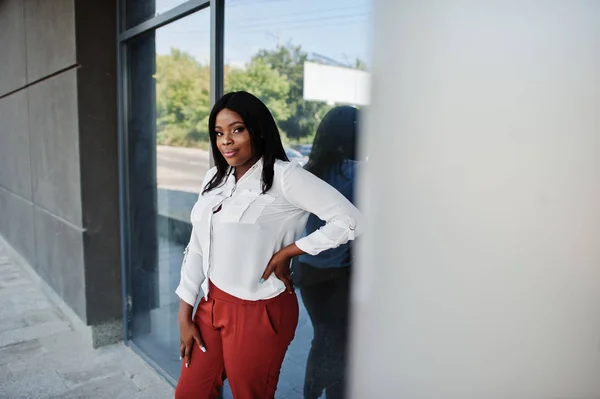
223,0,372,397
125,7,210,380
126,0,198,29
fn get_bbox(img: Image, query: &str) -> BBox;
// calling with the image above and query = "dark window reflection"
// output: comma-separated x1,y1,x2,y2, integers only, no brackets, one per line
126,8,211,380
295,106,360,399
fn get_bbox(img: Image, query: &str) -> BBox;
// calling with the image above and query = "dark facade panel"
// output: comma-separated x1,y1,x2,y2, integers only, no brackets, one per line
74,0,122,325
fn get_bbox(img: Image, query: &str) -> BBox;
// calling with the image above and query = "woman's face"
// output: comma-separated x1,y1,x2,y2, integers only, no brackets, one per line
215,108,258,170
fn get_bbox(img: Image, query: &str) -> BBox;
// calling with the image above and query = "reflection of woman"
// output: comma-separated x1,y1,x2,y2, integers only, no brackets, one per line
298,106,360,399
174,92,362,399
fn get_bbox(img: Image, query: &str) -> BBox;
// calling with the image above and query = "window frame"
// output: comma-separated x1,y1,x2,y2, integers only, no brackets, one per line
116,0,224,384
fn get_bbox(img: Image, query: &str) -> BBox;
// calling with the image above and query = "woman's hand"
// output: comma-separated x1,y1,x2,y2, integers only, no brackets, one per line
261,243,305,293
178,301,206,368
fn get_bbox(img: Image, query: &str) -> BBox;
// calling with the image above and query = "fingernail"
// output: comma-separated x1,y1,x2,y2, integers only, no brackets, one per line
259,278,265,284
185,362,189,368
179,356,182,360
201,346,207,353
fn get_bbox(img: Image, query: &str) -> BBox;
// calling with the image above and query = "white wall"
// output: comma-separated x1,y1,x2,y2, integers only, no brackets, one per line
350,1,600,398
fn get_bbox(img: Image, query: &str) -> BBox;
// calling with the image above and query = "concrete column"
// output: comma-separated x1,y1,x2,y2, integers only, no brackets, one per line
74,0,122,344
350,1,600,398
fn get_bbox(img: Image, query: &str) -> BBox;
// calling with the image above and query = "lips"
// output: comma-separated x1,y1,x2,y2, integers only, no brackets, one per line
222,149,239,158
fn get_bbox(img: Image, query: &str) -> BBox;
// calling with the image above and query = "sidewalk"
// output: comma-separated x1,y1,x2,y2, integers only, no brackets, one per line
0,240,174,399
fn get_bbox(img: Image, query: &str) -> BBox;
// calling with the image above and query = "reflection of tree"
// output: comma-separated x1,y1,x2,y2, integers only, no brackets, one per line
225,57,291,123
155,44,364,147
252,44,332,142
156,49,211,148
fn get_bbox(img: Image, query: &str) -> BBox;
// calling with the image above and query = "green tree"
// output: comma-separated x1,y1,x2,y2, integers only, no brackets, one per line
154,45,368,148
155,49,211,148
224,58,291,123
252,44,331,142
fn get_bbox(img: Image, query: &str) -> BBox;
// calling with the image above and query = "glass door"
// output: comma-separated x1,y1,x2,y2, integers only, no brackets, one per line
123,5,212,380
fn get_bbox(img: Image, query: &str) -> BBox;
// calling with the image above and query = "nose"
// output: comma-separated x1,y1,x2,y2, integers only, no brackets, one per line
222,134,232,145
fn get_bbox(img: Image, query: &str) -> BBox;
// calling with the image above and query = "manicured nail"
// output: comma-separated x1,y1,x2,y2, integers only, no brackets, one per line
259,278,265,284
201,346,207,353
185,362,189,368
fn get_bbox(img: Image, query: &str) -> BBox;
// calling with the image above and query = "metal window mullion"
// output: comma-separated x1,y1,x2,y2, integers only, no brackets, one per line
118,0,210,43
209,0,224,168
117,0,126,36
116,3,133,342
210,0,224,106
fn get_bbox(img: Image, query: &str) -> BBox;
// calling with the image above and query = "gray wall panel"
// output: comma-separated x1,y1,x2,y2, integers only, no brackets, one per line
23,0,76,82
0,187,35,266
33,206,86,322
0,0,27,96
28,70,82,227
0,91,32,200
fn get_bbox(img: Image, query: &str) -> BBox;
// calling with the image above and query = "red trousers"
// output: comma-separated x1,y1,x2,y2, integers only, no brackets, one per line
175,281,299,399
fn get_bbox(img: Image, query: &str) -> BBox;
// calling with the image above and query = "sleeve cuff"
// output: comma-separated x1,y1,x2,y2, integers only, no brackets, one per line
175,285,197,306
295,236,321,256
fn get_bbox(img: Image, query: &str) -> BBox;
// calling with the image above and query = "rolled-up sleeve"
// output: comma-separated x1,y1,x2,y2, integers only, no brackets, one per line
175,227,204,306
282,162,363,256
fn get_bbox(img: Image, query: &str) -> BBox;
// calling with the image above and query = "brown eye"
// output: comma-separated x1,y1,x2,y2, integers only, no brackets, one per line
233,126,245,134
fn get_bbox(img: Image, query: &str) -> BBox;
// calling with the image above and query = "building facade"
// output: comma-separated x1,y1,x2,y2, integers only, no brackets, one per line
0,0,121,346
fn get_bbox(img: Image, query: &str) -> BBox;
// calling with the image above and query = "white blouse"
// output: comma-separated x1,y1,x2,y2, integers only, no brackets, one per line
175,158,362,304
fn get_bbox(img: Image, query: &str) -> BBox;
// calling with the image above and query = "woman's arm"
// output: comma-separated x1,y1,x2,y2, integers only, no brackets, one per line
175,227,204,306
260,242,305,293
282,163,363,255
175,167,215,305
176,229,207,366
261,163,363,291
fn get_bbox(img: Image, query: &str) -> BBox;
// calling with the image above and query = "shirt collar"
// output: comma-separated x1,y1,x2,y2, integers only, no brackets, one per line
227,157,264,185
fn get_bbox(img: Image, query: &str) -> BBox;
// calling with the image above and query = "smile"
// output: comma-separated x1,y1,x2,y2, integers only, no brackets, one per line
222,149,239,158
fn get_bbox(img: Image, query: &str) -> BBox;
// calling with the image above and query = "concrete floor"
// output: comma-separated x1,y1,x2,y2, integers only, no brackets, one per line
0,239,174,399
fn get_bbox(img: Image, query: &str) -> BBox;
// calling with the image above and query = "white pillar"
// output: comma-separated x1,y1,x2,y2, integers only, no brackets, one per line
351,2,600,398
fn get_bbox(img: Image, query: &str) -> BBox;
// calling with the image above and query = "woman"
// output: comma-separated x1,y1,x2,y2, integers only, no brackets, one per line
174,92,362,399
297,106,360,399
